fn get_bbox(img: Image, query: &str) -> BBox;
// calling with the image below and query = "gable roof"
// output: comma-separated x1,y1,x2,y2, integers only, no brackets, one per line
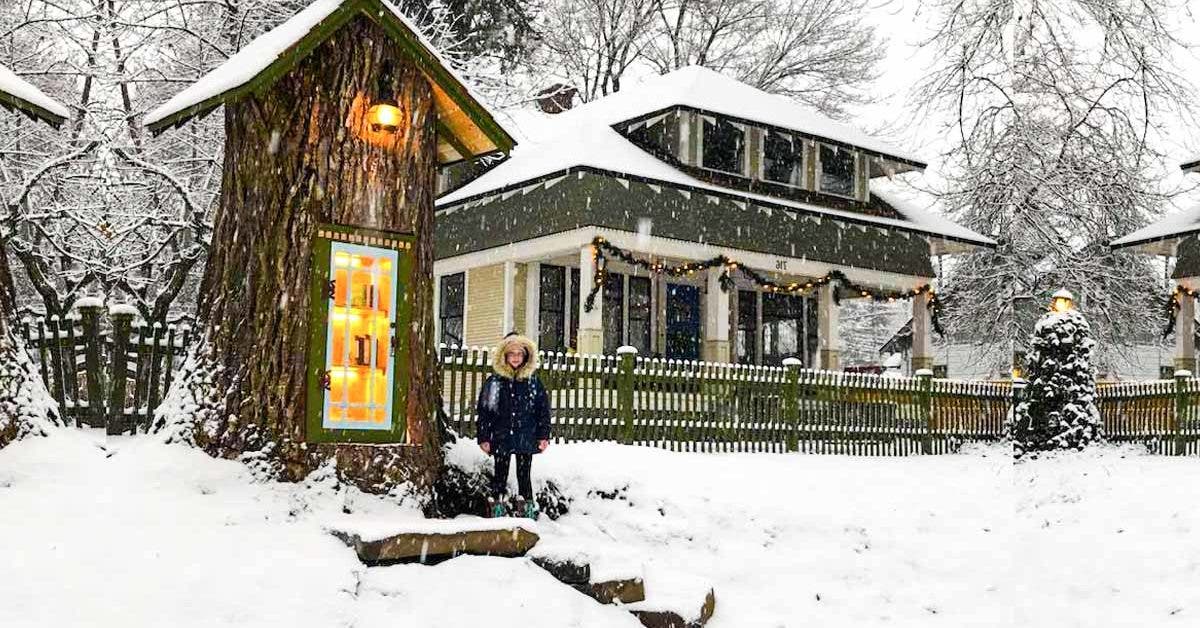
143,0,513,163
1109,205,1200,255
0,64,69,127
438,68,993,253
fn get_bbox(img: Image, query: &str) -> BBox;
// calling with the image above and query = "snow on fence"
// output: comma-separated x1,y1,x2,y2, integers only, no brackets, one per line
439,344,1012,455
20,307,193,433
1096,376,1200,455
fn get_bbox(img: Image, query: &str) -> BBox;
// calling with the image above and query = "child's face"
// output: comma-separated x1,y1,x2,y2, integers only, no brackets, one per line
505,349,525,369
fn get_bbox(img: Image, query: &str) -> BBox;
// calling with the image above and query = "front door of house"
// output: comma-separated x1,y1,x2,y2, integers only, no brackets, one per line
665,284,701,360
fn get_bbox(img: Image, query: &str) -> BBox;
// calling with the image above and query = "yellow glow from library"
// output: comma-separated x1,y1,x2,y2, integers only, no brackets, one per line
327,250,394,427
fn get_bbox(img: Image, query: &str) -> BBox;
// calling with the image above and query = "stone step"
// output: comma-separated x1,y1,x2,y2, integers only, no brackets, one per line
628,588,717,628
328,518,539,565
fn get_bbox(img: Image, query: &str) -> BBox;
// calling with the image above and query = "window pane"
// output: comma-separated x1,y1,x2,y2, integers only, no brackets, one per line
761,292,816,366
539,265,566,351
819,145,855,197
570,268,581,351
603,273,624,353
628,276,652,354
702,118,745,174
439,273,464,347
763,131,801,185
737,290,757,364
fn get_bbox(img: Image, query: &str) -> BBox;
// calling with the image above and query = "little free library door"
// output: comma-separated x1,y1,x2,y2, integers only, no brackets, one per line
306,224,414,444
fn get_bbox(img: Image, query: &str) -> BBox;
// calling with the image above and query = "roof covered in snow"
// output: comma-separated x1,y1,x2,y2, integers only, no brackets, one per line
0,63,69,127
143,0,513,162
438,69,993,251
1109,205,1200,254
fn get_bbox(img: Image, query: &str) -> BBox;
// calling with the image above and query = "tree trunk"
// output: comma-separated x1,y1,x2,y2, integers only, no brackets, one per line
156,16,442,493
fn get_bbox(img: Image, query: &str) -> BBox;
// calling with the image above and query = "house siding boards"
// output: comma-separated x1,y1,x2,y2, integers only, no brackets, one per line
436,172,935,277
1173,235,1200,279
465,264,505,347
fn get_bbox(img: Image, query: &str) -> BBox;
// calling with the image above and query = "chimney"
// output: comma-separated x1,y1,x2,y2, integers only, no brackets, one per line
535,84,577,114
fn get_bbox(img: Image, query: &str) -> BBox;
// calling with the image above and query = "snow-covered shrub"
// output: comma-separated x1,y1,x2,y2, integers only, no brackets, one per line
1010,308,1101,456
0,330,60,449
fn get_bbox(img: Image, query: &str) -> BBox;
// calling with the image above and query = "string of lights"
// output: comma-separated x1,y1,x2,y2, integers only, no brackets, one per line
582,236,944,335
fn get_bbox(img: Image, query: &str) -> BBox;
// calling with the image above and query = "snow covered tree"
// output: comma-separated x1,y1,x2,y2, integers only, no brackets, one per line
526,0,883,114
1011,291,1101,456
912,0,1192,375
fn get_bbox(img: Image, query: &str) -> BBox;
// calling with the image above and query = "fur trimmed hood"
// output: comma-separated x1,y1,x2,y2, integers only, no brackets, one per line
492,334,539,380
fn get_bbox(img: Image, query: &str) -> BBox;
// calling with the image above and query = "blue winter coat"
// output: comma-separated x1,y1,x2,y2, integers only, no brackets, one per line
476,373,551,455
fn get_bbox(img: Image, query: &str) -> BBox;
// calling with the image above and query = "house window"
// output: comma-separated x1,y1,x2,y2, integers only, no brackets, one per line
603,272,625,353
626,113,672,156
701,116,745,174
569,268,581,351
763,131,803,186
737,290,758,364
819,144,856,198
439,273,465,347
762,292,817,367
539,265,566,352
628,276,652,354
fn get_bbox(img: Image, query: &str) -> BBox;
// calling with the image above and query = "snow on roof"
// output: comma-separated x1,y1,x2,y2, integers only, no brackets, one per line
1110,204,1200,251
0,63,69,123
439,70,993,248
142,0,512,155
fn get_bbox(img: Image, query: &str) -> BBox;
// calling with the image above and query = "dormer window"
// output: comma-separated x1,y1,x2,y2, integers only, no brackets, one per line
701,116,745,175
819,144,856,198
627,112,673,157
763,130,804,186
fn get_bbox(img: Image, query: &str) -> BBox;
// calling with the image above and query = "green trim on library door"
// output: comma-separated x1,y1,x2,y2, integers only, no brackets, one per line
306,223,415,444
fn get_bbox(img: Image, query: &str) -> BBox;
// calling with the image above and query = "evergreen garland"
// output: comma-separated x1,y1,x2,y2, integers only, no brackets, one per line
1162,285,1198,339
581,236,944,335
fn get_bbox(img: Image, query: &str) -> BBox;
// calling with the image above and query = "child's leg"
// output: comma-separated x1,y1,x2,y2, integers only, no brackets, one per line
515,453,534,500
491,452,511,497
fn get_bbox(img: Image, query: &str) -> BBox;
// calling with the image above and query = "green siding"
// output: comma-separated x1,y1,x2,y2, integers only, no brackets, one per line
1175,235,1200,279
436,172,935,277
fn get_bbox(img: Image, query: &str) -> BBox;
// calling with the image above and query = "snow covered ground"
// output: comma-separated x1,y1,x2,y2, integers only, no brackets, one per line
2,430,1198,627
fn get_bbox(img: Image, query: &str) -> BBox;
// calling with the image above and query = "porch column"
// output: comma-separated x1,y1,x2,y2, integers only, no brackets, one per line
501,260,517,335
703,268,731,362
912,291,934,373
577,244,604,354
817,284,840,370
524,261,540,341
1176,289,1196,374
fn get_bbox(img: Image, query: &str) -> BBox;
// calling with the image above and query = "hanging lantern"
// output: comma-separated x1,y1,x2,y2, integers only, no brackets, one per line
1050,288,1075,313
368,99,402,133
367,61,402,134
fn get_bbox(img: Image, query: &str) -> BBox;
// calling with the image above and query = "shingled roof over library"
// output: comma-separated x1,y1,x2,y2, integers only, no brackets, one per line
0,63,69,127
437,66,995,252
143,0,514,163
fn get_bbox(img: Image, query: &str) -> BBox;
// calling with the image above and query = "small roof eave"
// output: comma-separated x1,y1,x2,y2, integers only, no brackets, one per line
143,0,514,161
0,64,69,128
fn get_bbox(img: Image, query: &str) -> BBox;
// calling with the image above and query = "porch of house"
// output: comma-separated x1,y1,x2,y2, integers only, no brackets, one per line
434,227,936,371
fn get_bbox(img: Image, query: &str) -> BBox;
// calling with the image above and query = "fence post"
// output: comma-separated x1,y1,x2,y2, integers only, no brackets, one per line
916,369,933,454
783,358,802,452
77,301,106,429
617,346,637,444
108,307,134,435
1175,370,1191,456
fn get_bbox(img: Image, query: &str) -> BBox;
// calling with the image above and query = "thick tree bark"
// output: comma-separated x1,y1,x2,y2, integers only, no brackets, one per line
156,17,441,492
0,237,60,448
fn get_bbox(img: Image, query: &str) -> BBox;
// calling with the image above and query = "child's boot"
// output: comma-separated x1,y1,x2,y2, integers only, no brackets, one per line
512,496,526,520
523,498,539,521
487,496,507,518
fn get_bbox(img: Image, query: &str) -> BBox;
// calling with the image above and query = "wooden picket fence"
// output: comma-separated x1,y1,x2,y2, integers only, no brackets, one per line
439,344,1012,455
1096,376,1200,455
21,307,193,433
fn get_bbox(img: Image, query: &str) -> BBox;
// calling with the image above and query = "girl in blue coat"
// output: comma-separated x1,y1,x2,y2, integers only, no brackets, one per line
476,333,551,519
